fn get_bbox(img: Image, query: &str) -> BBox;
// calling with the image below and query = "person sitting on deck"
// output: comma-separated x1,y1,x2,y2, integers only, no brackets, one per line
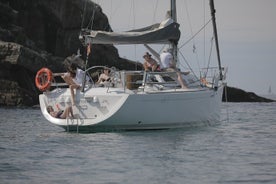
47,105,74,119
97,67,111,84
143,52,159,72
160,48,188,89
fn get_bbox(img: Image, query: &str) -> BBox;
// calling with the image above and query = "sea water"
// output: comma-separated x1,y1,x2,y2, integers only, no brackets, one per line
0,103,276,184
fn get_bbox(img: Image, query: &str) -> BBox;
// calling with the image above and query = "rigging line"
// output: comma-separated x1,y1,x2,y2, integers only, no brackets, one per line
183,0,194,38
179,19,212,49
132,0,136,29
110,0,112,23
205,37,214,78
158,45,166,56
80,0,88,30
178,50,199,82
111,0,123,24
90,8,96,30
126,0,135,29
183,0,200,71
99,0,113,24
86,4,96,30
203,0,206,66
224,84,229,123
152,0,159,23
131,0,137,61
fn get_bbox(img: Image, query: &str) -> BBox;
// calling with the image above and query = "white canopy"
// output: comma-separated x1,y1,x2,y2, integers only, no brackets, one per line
82,21,181,45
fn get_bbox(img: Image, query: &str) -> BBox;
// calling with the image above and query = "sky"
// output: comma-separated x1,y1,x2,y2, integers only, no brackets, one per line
93,0,276,95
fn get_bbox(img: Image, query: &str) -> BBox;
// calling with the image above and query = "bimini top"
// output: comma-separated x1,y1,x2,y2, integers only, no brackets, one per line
81,19,181,45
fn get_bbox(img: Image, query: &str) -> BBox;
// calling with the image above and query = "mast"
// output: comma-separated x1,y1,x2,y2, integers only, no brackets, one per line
209,0,223,80
171,0,177,22
170,0,178,63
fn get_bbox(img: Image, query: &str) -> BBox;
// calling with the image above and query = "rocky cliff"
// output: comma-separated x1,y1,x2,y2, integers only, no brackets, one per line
222,86,274,103
0,0,141,106
0,0,273,106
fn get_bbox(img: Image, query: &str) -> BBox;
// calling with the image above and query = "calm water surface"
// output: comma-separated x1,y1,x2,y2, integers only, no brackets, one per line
0,103,276,184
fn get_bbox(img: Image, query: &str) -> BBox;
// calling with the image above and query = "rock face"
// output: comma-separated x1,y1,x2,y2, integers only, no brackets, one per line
0,0,141,106
0,0,273,106
222,86,274,103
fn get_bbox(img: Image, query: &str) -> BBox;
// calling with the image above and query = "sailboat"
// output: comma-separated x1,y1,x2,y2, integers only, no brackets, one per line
36,0,227,132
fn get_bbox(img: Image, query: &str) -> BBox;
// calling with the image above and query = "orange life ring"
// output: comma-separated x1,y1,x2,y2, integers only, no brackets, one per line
35,68,53,91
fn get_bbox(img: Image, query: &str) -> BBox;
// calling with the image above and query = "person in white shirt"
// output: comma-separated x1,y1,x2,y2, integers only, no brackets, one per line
160,49,188,89
62,63,88,105
160,49,175,69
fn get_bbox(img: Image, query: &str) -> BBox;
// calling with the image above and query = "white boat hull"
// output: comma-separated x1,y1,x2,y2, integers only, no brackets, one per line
39,84,224,132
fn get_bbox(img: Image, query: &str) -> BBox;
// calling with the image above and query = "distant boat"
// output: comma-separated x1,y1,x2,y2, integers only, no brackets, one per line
35,0,227,132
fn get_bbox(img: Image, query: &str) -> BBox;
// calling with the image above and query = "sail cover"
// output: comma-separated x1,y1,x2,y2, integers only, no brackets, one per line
83,22,181,45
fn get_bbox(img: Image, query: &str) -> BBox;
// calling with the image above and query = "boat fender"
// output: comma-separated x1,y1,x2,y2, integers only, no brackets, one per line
35,68,53,91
